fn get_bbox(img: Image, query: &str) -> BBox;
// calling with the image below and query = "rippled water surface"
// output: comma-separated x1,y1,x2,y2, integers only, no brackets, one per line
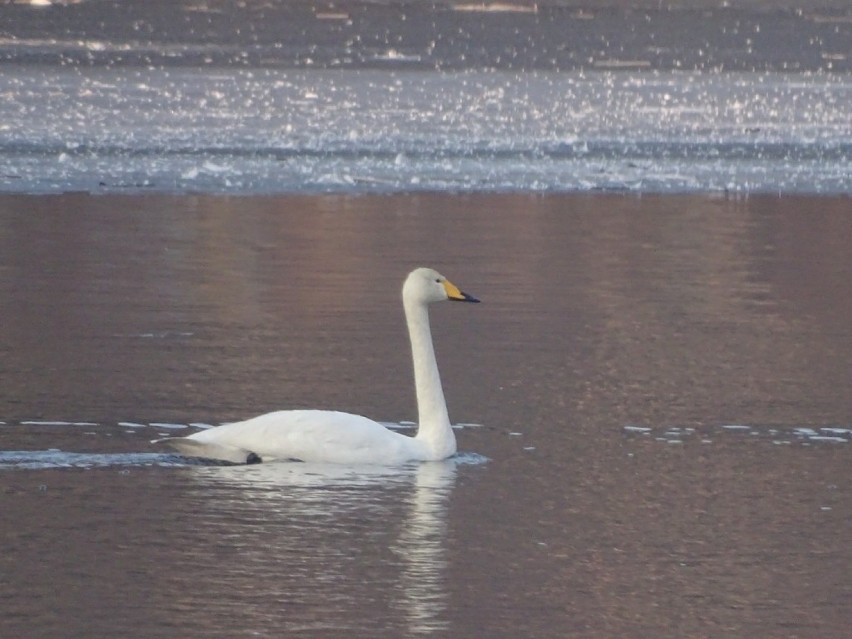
1,194,850,638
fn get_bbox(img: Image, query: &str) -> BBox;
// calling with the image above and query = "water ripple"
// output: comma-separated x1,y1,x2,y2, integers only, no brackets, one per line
623,423,851,446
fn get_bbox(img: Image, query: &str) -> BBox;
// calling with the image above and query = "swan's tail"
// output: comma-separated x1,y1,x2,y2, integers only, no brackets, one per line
151,437,262,465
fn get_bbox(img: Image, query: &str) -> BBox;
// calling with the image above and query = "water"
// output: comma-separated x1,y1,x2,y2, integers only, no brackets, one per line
1,194,850,638
1,1,851,636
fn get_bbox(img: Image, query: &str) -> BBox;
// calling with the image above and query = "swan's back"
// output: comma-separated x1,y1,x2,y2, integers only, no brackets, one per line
185,410,428,464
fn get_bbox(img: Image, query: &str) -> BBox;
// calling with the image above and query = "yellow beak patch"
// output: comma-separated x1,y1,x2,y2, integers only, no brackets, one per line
443,280,465,300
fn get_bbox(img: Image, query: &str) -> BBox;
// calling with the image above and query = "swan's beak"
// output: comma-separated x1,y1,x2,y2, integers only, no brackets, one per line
444,280,480,303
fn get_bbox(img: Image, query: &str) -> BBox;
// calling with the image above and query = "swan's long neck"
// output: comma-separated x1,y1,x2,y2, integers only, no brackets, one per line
404,297,456,459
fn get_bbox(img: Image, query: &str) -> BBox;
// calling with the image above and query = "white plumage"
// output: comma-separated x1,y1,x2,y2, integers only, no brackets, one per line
154,267,479,464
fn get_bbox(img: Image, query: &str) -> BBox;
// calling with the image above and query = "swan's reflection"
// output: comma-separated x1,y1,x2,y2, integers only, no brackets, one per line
186,459,461,636
390,461,456,635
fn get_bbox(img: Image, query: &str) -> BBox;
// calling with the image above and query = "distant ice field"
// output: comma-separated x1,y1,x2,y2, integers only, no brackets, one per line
0,66,849,194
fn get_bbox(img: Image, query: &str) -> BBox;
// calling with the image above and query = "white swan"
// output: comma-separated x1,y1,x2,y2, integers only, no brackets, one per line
154,267,479,465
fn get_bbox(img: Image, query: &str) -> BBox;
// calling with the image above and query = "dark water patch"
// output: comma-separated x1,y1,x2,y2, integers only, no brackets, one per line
1,2,849,72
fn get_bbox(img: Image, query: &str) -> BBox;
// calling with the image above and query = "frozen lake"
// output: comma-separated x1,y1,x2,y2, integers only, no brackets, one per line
1,66,849,194
1,0,850,194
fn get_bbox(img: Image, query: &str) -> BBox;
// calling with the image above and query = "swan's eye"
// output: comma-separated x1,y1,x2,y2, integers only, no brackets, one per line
435,278,441,283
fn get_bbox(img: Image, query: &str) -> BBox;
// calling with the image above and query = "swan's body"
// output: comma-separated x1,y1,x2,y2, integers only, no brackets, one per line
155,267,479,465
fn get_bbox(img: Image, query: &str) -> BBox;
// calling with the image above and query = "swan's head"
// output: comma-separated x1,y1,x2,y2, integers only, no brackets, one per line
403,267,480,305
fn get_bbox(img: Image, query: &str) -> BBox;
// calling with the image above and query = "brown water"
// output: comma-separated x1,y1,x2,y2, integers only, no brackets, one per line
1,194,850,638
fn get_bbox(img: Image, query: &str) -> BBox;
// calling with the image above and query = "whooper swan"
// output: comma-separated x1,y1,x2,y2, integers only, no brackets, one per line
154,267,479,464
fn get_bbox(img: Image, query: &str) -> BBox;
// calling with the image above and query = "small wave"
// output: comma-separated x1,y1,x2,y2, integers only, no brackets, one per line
454,451,490,465
18,420,100,427
452,3,538,14
0,450,198,470
623,424,851,446
0,448,487,471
